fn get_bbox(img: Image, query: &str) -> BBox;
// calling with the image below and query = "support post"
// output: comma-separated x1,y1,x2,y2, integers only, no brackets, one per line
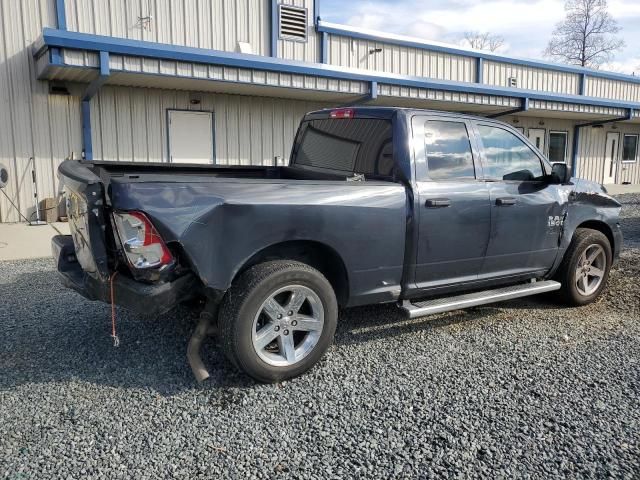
571,124,581,176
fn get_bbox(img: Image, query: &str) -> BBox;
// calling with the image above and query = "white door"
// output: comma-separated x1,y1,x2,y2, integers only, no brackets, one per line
168,110,214,164
528,128,546,154
603,132,620,184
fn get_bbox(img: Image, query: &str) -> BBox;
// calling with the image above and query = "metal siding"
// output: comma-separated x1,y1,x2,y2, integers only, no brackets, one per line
484,61,579,95
0,0,81,223
65,0,273,56
327,34,476,83
585,77,640,103
90,85,324,166
378,83,518,108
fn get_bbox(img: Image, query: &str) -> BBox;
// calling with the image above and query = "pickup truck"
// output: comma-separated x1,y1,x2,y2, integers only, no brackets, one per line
53,107,622,383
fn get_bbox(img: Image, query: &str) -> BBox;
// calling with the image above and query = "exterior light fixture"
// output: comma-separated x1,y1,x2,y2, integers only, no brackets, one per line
369,48,383,54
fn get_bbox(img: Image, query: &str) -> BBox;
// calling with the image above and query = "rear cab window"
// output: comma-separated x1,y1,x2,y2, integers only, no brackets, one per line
290,115,394,180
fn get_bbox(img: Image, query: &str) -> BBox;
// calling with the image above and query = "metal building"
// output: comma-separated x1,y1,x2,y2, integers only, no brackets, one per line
1,0,639,222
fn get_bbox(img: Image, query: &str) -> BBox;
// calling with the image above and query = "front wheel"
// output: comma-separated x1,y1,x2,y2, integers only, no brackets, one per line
555,228,612,306
219,260,338,383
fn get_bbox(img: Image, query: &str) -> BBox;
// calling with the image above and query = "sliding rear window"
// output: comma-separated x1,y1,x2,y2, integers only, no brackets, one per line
291,118,394,180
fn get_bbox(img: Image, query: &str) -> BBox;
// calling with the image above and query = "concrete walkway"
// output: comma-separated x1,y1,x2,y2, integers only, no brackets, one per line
605,184,640,195
0,222,70,261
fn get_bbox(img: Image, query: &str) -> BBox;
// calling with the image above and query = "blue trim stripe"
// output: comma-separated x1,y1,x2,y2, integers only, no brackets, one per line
476,57,483,84
317,21,640,86
270,0,278,57
38,28,640,112
321,31,328,63
55,0,67,30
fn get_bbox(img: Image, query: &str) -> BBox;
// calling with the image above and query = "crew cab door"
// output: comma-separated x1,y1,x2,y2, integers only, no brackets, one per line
472,121,565,279
412,116,491,289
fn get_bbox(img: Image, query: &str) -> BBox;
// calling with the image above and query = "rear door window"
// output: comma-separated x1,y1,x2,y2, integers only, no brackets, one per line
423,120,476,180
292,118,394,179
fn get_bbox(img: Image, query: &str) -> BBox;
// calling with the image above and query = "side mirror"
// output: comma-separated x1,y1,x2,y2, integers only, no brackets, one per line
550,162,570,184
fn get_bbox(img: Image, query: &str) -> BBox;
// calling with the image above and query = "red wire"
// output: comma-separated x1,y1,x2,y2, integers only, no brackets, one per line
110,271,119,346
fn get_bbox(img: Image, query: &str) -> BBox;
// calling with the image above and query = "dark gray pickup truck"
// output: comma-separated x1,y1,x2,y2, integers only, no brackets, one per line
53,107,622,382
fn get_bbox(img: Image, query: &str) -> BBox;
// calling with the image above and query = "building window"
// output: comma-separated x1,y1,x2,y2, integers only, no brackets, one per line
167,110,215,164
548,131,568,163
622,134,638,163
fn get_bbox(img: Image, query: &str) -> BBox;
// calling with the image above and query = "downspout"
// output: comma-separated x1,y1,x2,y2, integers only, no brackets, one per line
51,0,66,70
81,51,110,160
486,97,529,119
270,0,278,58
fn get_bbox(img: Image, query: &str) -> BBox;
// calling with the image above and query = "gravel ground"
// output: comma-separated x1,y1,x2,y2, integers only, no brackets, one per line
1,194,639,479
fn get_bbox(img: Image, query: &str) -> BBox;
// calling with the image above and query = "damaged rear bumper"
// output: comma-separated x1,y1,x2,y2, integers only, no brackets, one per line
52,234,197,316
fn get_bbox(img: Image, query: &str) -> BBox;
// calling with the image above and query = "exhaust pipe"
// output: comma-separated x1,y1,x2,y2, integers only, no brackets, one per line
187,305,218,382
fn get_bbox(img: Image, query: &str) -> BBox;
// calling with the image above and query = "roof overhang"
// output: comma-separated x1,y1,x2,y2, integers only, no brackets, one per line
33,28,640,123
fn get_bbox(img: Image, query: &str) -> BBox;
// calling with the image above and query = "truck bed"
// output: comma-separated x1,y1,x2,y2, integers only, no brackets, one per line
58,159,408,308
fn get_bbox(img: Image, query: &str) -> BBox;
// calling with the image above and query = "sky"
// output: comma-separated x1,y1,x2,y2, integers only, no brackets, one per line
319,0,640,74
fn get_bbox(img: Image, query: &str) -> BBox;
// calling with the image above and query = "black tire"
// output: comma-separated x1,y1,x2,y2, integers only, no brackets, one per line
218,260,338,383
554,228,612,306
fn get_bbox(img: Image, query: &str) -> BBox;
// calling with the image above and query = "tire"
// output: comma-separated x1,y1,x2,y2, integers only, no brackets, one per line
554,228,612,306
218,260,338,383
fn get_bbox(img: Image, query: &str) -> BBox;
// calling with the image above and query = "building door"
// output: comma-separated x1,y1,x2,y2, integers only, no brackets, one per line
528,128,546,154
168,110,214,164
603,132,620,184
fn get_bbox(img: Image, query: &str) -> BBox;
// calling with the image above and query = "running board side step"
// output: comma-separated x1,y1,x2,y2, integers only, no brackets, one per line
400,280,561,319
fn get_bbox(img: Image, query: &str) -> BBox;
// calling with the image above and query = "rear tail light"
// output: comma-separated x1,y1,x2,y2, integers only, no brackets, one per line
329,108,355,119
112,211,173,269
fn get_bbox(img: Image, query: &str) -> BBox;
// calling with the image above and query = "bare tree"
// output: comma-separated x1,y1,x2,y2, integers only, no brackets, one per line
463,31,504,52
545,0,624,68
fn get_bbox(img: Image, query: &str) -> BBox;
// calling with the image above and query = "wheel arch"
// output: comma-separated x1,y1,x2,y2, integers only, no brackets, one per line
233,240,350,307
575,220,615,252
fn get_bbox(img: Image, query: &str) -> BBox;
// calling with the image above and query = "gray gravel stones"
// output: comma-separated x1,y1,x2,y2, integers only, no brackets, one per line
1,194,639,478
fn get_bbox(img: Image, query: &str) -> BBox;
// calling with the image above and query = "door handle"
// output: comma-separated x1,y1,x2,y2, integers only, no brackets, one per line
496,197,516,206
425,198,451,208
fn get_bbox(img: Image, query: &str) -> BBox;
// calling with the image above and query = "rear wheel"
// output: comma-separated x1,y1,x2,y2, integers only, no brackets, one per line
219,261,338,383
555,228,612,306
